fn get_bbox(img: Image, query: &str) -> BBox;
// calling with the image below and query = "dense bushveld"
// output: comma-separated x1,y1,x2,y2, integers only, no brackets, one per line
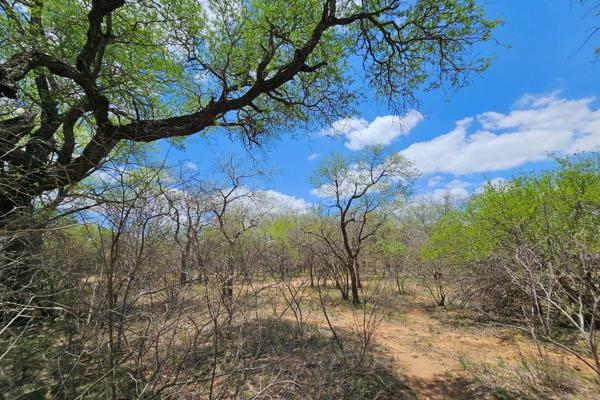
1,151,598,399
2,1,599,398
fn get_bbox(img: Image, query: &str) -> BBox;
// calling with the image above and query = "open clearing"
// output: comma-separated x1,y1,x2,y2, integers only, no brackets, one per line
268,281,596,400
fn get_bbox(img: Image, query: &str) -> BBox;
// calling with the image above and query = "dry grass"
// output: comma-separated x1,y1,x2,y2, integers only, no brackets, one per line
5,278,597,400
194,318,414,400
457,345,597,400
273,278,598,400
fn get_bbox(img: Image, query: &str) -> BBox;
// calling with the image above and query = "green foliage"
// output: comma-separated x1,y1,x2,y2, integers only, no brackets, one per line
1,0,499,199
310,145,417,206
260,215,301,257
380,239,407,258
263,215,297,244
423,153,600,266
421,209,487,264
0,322,62,400
1,0,498,146
374,218,407,257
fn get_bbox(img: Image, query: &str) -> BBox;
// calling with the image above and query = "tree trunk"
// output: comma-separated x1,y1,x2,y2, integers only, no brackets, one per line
334,277,348,300
222,262,234,305
348,261,360,305
437,294,446,307
0,193,44,321
396,274,406,294
433,271,446,307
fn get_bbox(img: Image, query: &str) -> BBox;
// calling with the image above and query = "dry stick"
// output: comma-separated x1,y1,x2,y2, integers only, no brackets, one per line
316,279,345,362
74,351,134,400
205,285,221,400
0,309,33,361
247,369,303,400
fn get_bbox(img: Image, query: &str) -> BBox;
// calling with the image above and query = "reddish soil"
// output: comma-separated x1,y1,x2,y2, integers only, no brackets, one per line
311,294,589,400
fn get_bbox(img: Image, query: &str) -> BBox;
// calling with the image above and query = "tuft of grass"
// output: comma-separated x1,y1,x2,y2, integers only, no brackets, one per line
179,318,416,400
457,346,596,400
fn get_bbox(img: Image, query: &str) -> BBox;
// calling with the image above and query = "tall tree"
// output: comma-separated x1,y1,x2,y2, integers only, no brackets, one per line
0,0,497,215
0,0,496,299
309,146,416,304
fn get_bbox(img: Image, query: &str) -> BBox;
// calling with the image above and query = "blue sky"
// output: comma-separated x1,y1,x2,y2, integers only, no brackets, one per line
159,0,600,209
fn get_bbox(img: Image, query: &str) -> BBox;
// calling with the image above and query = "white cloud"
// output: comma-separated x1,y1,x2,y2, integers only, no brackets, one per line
183,161,198,172
91,169,116,184
309,156,409,199
401,92,600,175
307,152,320,161
323,110,423,150
487,177,507,188
255,190,312,215
429,179,470,202
474,177,508,194
426,175,444,188
309,166,375,198
410,179,471,210
225,187,312,215
410,179,470,209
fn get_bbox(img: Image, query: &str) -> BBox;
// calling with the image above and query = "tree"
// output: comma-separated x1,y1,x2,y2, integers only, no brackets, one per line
0,0,497,215
0,0,497,308
200,157,262,309
423,153,600,378
308,145,416,305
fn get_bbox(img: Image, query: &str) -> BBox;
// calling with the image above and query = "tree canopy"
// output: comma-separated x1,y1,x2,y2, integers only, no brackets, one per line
0,0,497,210
423,154,600,266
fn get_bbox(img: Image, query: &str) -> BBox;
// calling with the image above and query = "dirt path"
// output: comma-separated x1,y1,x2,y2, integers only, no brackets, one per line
263,280,592,399
316,298,586,400
374,314,472,399
323,305,480,399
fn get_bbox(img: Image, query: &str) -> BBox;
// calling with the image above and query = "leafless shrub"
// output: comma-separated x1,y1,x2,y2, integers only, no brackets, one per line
351,273,391,365
266,246,312,337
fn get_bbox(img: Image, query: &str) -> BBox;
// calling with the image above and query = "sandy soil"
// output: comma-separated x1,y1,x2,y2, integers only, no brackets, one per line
308,292,590,400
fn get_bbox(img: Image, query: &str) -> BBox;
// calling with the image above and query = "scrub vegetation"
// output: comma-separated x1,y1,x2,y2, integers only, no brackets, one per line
0,1,598,399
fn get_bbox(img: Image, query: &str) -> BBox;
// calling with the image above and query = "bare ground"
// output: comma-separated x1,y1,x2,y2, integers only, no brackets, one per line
290,284,595,400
